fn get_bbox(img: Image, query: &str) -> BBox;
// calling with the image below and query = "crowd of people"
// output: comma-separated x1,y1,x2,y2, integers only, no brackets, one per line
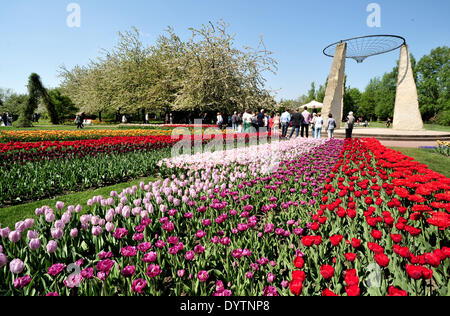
220,107,356,139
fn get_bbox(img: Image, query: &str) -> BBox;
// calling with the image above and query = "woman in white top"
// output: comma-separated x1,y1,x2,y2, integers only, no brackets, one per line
314,113,324,139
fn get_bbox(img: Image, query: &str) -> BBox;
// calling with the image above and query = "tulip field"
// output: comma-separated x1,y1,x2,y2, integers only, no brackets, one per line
0,131,449,296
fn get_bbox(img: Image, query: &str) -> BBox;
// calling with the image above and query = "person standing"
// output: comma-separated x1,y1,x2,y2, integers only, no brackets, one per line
243,110,252,133
263,114,269,132
280,109,291,139
314,113,324,139
289,108,303,139
145,113,149,124
311,113,317,137
257,109,265,130
232,112,238,131
325,113,337,139
251,111,259,133
272,113,281,134
345,112,356,139
301,107,312,138
217,112,224,130
237,113,243,133
2,113,7,127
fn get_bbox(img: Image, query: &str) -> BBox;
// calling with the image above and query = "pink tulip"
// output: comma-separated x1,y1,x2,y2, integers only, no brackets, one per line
9,259,24,274
0,227,11,238
9,231,21,243
70,228,79,238
29,238,41,251
55,201,65,210
14,275,32,289
51,228,63,240
45,212,55,223
64,274,82,288
0,253,7,268
24,218,34,229
197,270,209,283
46,240,58,254
15,221,27,233
131,278,147,294
105,222,114,233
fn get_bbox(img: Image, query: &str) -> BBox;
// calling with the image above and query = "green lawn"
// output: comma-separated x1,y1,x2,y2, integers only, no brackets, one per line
363,122,450,132
0,176,155,229
389,147,450,178
2,121,119,131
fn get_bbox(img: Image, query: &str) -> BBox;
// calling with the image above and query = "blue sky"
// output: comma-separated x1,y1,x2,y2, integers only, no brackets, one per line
0,0,449,101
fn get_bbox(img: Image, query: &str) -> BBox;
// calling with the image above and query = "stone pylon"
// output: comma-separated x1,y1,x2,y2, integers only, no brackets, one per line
393,45,424,131
322,42,347,129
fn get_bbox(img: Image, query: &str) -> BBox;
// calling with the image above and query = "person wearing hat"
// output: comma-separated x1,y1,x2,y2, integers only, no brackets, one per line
345,112,356,139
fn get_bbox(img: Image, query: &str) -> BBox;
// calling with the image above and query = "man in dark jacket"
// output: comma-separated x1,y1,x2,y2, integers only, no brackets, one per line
257,109,265,129
289,108,304,139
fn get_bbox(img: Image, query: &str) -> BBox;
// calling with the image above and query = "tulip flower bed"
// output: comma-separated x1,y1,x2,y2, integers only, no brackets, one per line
0,132,272,205
0,137,448,296
0,138,341,296
288,138,450,297
0,129,176,143
0,135,191,205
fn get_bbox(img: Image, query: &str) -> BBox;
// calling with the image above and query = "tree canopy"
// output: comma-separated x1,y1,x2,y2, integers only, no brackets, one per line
59,21,278,118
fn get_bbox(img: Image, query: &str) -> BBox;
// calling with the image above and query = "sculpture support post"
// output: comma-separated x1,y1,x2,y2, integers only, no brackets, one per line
393,44,424,131
322,42,346,129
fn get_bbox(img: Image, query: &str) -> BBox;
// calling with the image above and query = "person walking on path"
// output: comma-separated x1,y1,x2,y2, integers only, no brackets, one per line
301,106,312,138
345,112,356,139
313,113,324,139
280,109,291,139
75,114,83,129
325,113,337,139
289,108,304,139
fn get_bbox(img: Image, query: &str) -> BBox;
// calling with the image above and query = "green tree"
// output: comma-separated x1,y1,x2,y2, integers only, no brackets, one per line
59,22,278,118
416,46,450,124
344,87,361,118
48,89,78,121
1,93,28,117
17,73,59,127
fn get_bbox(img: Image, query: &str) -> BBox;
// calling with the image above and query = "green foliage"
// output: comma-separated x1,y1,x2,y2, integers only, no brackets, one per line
417,46,450,123
59,21,278,117
343,87,361,117
48,88,78,120
0,91,27,117
1,148,171,206
17,73,60,127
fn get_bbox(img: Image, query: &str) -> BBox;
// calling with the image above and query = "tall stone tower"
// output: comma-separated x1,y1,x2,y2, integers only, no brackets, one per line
393,45,424,131
322,42,347,129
